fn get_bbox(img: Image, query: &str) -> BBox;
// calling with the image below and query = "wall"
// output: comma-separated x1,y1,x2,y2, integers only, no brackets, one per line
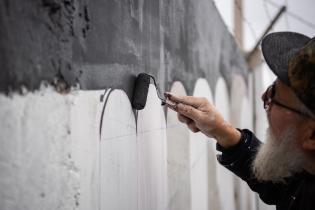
0,0,260,210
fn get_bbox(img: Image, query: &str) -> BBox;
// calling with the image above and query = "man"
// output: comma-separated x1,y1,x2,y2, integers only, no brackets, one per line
165,32,315,210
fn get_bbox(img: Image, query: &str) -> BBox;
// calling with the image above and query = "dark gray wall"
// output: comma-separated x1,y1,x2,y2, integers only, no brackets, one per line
0,0,248,99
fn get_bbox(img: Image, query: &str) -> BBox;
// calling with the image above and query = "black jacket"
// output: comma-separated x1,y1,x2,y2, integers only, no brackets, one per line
217,129,315,210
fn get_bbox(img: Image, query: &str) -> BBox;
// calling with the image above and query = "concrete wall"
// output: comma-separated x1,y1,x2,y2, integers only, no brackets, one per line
0,0,263,210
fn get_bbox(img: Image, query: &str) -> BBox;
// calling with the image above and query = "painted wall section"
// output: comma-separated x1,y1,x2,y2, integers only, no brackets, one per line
214,78,236,210
137,85,168,210
0,87,80,210
190,79,218,210
166,82,191,210
70,90,104,210
100,90,138,210
0,78,265,210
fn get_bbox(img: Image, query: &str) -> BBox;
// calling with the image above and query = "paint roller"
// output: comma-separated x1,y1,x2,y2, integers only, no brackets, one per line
132,73,174,110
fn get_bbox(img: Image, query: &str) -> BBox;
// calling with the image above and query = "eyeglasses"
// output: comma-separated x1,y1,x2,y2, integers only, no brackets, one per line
262,82,313,119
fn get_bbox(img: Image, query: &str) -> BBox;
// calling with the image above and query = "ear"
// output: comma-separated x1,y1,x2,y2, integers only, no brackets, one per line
302,126,315,150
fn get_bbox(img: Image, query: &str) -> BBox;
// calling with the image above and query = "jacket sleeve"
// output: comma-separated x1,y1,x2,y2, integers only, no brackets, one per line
216,129,287,205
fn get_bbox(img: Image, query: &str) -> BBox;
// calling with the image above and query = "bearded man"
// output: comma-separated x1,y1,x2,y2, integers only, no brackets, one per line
165,32,315,210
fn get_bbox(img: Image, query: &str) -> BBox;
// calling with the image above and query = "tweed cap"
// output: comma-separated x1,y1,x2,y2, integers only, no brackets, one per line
262,32,315,115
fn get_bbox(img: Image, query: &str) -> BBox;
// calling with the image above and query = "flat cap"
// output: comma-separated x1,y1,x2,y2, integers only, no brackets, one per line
262,32,315,114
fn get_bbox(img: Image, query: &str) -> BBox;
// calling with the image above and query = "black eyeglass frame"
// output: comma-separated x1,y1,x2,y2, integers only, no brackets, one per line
262,82,315,120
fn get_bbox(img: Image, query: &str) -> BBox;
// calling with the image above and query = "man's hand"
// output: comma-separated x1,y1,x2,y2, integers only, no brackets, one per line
165,92,241,149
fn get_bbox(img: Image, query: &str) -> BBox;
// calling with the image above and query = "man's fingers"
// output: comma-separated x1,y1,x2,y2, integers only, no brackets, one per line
165,93,204,108
177,113,191,124
177,103,201,121
187,121,200,133
178,112,200,133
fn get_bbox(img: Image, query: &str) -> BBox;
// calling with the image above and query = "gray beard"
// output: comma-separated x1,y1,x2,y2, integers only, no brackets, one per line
252,126,305,183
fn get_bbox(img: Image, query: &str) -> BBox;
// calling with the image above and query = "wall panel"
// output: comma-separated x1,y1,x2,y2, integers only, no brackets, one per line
190,78,218,210
214,78,236,210
71,90,105,210
99,90,138,210
166,82,191,210
137,85,168,210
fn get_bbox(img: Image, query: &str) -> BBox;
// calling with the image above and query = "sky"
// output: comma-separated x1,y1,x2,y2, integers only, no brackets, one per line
213,0,315,86
213,0,315,50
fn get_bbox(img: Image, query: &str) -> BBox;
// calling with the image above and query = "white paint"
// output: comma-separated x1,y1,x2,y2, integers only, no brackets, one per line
214,78,236,210
166,82,191,210
189,78,215,210
137,84,168,210
70,89,105,210
0,79,256,210
0,86,80,210
99,90,138,210
240,97,253,131
230,74,247,128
